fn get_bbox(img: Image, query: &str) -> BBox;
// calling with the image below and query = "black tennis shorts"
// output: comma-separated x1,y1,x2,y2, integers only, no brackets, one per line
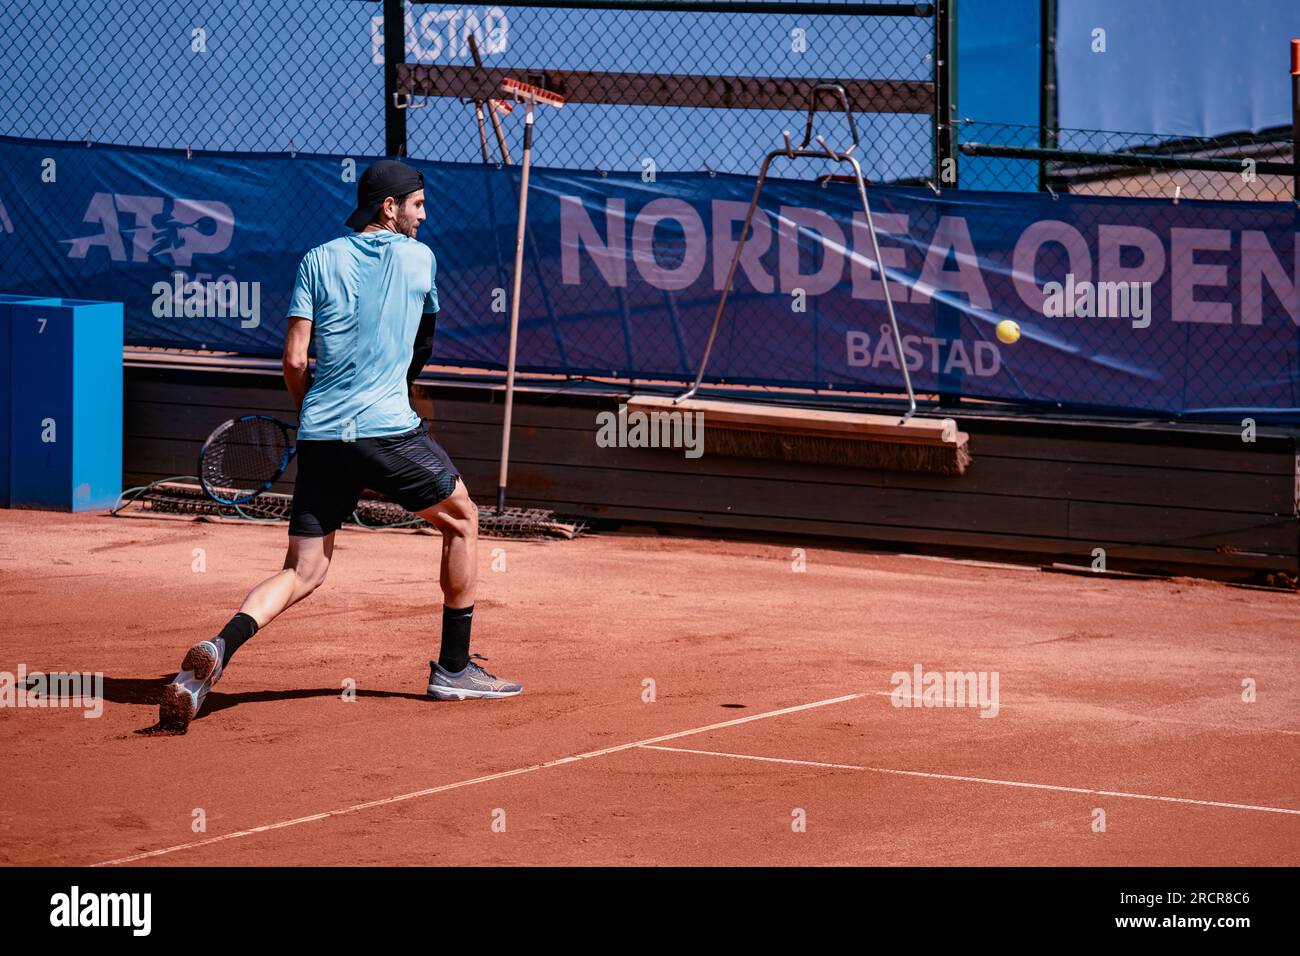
289,425,461,537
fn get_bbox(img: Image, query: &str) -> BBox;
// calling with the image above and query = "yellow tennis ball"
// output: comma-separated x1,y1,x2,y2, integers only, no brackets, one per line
995,319,1021,344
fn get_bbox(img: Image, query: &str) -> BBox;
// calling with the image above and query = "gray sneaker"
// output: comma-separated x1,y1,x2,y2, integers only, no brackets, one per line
427,654,523,700
159,637,225,732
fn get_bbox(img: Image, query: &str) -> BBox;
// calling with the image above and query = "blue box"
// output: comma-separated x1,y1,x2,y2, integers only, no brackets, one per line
0,294,59,507
8,298,124,511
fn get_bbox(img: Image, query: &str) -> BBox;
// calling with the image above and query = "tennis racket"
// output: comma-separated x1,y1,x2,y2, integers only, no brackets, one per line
198,415,296,505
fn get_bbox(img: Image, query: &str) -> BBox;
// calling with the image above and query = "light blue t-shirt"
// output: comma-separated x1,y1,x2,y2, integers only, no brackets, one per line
288,231,439,440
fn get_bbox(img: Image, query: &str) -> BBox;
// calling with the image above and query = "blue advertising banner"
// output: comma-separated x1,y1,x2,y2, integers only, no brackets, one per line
1,136,1298,419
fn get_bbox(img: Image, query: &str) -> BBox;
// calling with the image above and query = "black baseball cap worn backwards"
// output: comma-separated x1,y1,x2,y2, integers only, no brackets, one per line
345,160,425,230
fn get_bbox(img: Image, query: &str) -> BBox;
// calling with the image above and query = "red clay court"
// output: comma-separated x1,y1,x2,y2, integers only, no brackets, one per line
1,508,1296,867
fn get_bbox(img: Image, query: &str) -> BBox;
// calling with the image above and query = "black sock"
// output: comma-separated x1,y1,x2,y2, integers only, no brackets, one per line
218,612,260,667
438,605,474,673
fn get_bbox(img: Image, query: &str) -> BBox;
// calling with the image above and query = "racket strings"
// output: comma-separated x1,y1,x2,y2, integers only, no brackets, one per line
203,419,289,497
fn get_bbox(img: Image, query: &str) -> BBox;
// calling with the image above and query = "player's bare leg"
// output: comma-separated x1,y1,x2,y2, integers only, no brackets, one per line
416,477,477,608
418,478,522,700
159,533,335,731
239,532,335,625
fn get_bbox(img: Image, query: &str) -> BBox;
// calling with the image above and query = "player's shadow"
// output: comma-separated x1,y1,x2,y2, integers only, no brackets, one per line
94,675,429,736
100,675,172,706
200,686,429,715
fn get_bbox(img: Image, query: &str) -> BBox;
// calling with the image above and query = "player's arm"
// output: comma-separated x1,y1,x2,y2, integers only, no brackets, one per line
283,316,313,411
407,310,438,390
284,251,317,412
408,249,441,399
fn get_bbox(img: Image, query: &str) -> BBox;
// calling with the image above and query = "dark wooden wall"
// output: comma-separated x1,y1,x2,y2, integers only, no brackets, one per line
124,359,1299,581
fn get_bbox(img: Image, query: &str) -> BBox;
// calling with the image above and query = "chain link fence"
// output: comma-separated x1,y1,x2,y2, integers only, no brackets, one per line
1,0,942,179
396,1,939,179
956,119,1298,202
2,0,385,155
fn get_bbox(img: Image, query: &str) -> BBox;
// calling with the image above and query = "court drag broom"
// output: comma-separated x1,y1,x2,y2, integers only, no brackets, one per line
632,84,970,477
488,76,580,535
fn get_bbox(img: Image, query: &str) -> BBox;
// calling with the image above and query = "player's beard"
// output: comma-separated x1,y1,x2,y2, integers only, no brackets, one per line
394,210,420,238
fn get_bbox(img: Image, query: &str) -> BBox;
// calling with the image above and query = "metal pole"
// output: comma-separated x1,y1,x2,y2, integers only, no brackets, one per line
1039,0,1058,192
933,0,957,187
960,141,1299,177
675,151,778,403
384,0,407,156
848,155,917,419
1291,38,1299,202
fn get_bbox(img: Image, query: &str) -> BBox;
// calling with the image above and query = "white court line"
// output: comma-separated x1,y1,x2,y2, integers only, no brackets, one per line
641,745,1300,817
92,692,862,866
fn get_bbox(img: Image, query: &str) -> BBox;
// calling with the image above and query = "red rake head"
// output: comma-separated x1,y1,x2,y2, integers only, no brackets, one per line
502,77,565,109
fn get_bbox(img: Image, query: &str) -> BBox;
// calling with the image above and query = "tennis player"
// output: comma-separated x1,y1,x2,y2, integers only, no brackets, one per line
159,160,522,733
